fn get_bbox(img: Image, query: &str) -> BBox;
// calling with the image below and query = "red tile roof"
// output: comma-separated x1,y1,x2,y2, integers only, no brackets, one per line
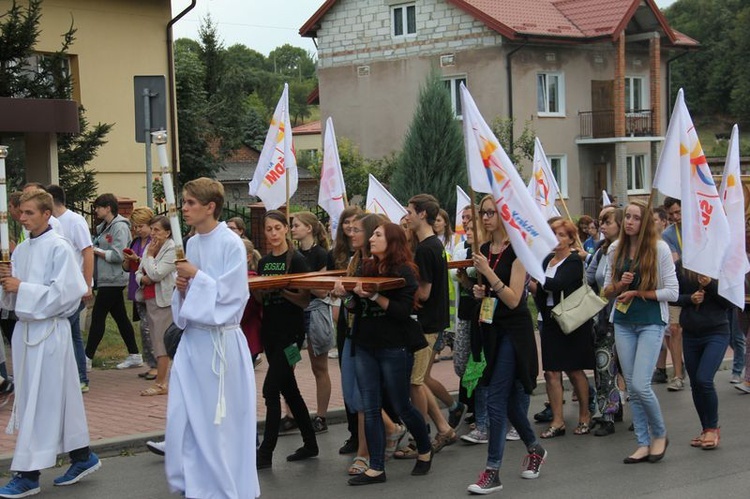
292,120,322,135
300,0,696,46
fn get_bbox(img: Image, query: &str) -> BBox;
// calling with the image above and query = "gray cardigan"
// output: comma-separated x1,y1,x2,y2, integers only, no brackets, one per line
93,215,131,287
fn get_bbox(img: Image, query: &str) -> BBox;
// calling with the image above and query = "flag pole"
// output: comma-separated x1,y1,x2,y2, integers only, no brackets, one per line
469,187,483,286
634,188,657,254
0,146,10,263
285,162,291,223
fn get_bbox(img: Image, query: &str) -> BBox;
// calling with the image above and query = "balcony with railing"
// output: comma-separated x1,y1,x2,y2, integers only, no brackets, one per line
578,109,655,139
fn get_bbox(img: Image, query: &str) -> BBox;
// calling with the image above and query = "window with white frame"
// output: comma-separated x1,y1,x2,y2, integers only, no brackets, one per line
537,72,565,116
625,76,646,112
548,155,568,198
443,76,467,118
626,154,649,193
392,3,416,38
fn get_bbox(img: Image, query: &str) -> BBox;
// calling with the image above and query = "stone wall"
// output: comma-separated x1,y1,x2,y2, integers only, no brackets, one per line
316,0,503,68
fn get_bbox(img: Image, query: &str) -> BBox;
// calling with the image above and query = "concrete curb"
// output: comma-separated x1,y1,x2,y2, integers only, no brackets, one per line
0,359,737,468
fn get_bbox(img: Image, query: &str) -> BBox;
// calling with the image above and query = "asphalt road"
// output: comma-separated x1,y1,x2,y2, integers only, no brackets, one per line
22,369,750,498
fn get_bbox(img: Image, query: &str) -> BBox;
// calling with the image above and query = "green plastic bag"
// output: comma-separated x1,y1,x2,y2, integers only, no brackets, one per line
461,352,486,397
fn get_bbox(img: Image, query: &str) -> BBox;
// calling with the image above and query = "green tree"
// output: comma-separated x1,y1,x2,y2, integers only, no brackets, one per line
390,70,466,214
0,0,110,202
267,44,316,80
664,0,746,119
174,39,220,184
197,14,224,96
307,138,395,201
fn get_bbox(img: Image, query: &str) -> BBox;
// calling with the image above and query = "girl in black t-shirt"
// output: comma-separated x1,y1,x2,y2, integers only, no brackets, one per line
291,211,334,433
254,210,318,469
345,222,433,485
466,195,546,494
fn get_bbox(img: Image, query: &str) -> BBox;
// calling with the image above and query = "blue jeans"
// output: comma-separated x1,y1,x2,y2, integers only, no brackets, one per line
474,384,488,432
486,333,539,469
354,345,431,472
68,301,88,385
614,323,666,446
728,309,746,376
683,330,729,430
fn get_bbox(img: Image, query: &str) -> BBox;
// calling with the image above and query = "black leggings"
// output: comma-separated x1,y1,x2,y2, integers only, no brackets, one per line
259,348,317,456
85,287,139,358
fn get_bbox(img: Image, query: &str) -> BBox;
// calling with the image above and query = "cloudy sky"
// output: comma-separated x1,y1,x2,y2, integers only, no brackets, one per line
172,0,679,56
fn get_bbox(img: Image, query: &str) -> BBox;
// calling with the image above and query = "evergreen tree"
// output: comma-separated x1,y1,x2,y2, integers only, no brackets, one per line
390,70,466,216
0,0,110,202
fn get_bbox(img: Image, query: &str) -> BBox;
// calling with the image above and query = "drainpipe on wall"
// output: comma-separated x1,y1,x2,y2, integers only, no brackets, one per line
166,0,198,182
505,40,528,154
665,50,689,122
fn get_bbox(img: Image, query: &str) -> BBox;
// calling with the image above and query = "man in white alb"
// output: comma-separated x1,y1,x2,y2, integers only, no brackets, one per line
0,189,100,498
166,178,258,498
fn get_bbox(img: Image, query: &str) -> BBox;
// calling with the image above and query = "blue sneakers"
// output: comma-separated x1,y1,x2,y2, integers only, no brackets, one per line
53,452,101,486
0,474,40,498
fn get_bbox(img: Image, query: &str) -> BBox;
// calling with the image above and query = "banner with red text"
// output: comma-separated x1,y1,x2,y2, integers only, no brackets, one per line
527,137,562,220
459,83,557,283
248,83,298,210
653,89,729,278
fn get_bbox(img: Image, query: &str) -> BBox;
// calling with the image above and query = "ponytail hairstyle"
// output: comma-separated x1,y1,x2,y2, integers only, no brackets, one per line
332,205,363,270
264,210,294,274
293,211,330,250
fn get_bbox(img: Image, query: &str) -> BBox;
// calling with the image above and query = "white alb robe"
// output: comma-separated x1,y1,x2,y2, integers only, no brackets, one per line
165,222,258,499
0,229,89,471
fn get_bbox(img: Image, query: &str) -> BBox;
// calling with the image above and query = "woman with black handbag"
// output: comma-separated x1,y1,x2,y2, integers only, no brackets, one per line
466,195,546,495
531,218,595,439
345,222,432,486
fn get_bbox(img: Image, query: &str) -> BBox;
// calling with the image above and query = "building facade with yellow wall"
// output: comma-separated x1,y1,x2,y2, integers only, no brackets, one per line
25,0,174,205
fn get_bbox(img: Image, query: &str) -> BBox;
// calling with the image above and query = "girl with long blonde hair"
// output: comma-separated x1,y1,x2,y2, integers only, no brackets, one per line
603,200,678,464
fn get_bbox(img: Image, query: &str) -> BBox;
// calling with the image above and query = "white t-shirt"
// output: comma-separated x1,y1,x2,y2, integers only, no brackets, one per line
56,209,93,278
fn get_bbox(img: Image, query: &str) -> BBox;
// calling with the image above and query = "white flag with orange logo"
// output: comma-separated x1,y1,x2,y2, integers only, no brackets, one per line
453,185,472,245
527,137,562,219
653,89,729,278
248,83,298,210
459,83,556,283
319,117,347,234
366,174,407,223
718,125,750,308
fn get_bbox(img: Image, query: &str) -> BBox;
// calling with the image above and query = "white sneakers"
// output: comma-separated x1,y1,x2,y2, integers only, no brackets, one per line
116,354,144,370
146,440,165,456
86,357,93,372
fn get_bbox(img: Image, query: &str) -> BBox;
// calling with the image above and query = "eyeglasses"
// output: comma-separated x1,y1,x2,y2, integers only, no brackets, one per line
350,227,364,233
479,210,496,218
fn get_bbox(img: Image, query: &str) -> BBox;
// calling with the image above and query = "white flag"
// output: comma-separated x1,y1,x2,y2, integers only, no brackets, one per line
248,83,298,210
653,89,730,278
453,185,472,245
718,124,750,308
459,83,557,283
319,117,347,235
527,137,562,219
366,174,407,223
602,190,612,206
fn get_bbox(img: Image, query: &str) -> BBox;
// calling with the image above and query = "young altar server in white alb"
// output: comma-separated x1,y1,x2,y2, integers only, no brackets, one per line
166,178,259,499
0,189,100,498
